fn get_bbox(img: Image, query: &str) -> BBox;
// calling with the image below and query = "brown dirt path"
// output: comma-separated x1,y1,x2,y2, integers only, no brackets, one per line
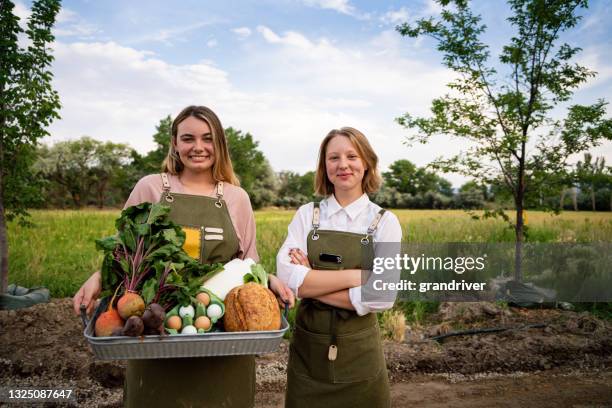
256,370,612,408
1,299,611,407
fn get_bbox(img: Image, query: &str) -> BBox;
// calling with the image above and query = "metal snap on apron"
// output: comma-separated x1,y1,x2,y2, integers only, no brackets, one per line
285,202,390,408
124,173,255,408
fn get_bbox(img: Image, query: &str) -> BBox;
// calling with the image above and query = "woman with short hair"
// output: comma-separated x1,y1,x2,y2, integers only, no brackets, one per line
277,127,402,408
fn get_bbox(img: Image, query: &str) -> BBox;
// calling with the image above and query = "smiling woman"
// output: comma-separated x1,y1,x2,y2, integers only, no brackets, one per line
164,106,239,194
277,127,402,408
175,116,215,169
71,105,294,408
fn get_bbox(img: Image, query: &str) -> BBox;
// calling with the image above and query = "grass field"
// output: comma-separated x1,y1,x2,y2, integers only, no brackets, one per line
7,209,612,298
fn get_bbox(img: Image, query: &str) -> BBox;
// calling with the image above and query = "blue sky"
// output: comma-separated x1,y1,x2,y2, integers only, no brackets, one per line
14,0,612,187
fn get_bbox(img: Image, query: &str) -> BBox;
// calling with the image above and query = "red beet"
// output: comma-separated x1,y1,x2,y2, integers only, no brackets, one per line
142,303,165,329
121,315,144,337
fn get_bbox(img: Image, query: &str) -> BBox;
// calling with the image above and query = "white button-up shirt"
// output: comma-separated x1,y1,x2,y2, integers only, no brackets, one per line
276,194,402,316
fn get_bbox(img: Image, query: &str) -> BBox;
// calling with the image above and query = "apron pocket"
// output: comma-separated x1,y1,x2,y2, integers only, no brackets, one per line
290,324,385,384
200,230,230,264
290,325,334,382
332,324,384,384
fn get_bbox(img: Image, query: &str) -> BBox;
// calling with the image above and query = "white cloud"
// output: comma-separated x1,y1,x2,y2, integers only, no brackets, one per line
42,6,102,38
48,24,464,185
380,7,409,25
302,0,354,15
301,0,373,20
128,22,210,46
257,26,314,48
207,39,218,48
49,41,235,152
576,45,612,89
54,22,99,38
423,0,444,16
254,26,452,102
56,7,78,23
232,27,252,38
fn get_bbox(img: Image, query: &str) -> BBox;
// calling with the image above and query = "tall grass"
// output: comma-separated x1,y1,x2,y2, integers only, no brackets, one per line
7,209,612,298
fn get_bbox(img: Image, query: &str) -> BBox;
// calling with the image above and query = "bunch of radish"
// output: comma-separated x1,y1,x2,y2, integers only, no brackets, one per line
164,289,225,335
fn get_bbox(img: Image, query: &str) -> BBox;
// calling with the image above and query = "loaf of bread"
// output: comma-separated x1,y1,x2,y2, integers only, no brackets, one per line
223,282,281,331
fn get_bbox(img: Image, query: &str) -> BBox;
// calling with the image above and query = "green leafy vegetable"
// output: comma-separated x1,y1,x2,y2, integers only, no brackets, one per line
244,263,269,287
97,203,186,297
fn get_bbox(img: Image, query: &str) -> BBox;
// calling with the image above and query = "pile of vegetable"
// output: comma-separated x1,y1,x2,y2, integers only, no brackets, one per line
94,203,222,337
93,202,282,338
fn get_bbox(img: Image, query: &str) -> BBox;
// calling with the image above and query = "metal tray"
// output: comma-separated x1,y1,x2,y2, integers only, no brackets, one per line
81,299,290,360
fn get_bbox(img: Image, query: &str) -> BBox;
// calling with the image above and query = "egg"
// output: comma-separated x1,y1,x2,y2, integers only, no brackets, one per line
181,325,197,335
196,292,211,306
179,304,195,318
206,304,223,320
194,316,211,331
166,315,182,330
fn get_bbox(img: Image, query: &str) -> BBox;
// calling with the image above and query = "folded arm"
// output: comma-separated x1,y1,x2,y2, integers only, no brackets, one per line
313,289,354,310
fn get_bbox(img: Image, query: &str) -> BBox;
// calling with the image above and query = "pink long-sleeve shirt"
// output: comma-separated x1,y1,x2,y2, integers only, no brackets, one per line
124,173,259,262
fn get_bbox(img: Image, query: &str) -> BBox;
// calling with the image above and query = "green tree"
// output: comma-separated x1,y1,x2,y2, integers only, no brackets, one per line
226,127,277,208
456,180,487,209
396,0,612,280
383,159,453,197
140,115,172,175
277,171,316,207
575,153,608,211
36,137,133,208
1,0,61,293
89,141,135,208
383,160,417,194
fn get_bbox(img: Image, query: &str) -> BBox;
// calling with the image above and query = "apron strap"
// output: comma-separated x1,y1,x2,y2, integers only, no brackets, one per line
160,173,174,202
311,202,321,240
312,202,320,228
215,181,224,208
216,181,224,198
328,309,338,361
367,209,386,235
362,209,386,245
160,173,171,192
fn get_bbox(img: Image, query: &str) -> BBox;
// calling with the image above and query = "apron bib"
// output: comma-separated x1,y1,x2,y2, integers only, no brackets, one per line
124,174,255,408
285,203,390,408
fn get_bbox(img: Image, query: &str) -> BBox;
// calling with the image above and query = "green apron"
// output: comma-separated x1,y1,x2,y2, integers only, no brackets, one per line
124,173,255,408
285,202,390,408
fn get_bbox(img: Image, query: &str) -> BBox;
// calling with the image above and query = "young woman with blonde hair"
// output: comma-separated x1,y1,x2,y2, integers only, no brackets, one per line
277,127,402,408
73,105,294,407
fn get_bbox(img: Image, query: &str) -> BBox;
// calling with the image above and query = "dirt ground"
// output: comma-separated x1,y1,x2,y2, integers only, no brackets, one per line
1,299,611,407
